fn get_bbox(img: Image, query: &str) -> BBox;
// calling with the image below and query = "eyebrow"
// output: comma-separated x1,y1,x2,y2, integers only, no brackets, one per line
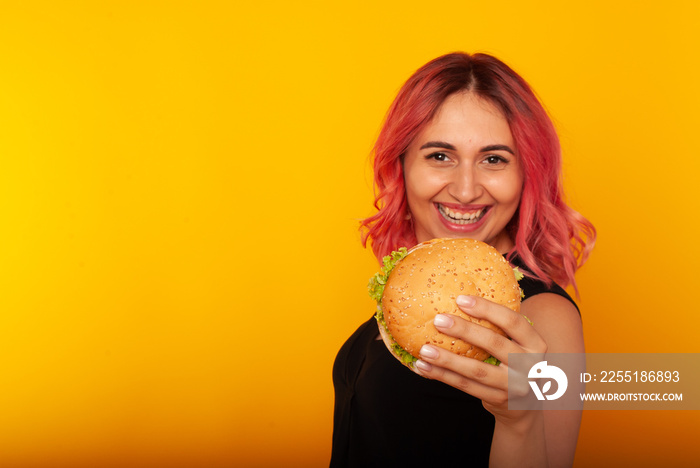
480,144,515,155
420,141,457,151
419,141,516,155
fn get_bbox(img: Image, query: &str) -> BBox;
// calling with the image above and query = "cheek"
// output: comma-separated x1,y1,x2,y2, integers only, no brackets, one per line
405,170,442,204
489,173,523,206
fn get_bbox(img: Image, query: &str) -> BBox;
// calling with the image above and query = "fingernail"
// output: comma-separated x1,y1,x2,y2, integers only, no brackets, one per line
456,295,475,307
415,360,432,372
420,344,439,359
434,313,454,328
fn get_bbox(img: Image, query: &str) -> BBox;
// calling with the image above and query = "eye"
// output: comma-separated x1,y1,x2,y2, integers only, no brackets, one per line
425,152,451,162
483,154,509,166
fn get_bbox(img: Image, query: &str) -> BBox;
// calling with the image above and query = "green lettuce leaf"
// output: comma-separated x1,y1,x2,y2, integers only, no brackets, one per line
512,266,524,281
483,356,501,366
368,247,408,302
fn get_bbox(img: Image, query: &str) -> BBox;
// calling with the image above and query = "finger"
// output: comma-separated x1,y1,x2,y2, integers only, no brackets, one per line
417,343,506,390
414,355,507,405
433,312,522,364
454,295,547,353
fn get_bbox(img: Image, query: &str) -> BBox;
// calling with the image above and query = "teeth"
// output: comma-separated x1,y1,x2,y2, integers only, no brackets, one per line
438,205,485,224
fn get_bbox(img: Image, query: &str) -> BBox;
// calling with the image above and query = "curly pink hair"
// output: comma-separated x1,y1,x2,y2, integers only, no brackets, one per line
361,52,595,291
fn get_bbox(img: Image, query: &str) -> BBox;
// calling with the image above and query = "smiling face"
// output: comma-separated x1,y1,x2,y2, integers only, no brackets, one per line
403,92,524,253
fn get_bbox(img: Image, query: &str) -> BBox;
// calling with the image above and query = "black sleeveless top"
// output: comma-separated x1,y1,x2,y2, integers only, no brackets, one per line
330,258,577,468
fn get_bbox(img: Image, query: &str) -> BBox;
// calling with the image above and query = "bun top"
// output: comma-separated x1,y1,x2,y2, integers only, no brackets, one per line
381,238,521,362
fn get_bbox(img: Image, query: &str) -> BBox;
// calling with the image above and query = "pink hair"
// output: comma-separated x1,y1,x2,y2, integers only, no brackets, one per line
360,52,595,291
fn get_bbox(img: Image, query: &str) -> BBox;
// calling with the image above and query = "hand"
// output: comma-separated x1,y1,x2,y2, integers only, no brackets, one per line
413,294,547,417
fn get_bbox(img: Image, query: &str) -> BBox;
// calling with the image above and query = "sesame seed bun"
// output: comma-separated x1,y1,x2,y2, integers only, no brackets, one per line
381,238,521,365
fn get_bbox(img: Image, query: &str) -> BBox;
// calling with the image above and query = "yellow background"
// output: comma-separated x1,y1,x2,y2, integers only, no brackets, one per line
1,1,698,466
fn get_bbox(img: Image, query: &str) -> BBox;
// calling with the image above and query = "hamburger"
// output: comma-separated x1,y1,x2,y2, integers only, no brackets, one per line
368,238,524,368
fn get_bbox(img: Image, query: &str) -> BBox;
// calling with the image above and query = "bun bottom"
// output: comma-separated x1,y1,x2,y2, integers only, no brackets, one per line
376,320,412,367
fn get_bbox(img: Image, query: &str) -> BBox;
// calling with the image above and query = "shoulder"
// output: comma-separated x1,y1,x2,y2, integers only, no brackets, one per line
509,254,579,312
519,274,578,312
509,257,584,353
521,293,584,354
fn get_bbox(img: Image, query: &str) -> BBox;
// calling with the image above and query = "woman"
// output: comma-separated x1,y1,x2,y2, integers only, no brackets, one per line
331,52,595,467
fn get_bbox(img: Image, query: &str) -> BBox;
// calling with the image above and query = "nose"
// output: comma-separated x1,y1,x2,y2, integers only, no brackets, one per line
447,164,483,203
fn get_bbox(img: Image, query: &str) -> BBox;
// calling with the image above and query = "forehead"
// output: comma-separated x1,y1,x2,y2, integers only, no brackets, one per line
417,91,513,143
439,91,504,117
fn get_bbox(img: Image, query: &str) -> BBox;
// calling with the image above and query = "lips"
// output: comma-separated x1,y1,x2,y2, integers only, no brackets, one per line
437,204,488,225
